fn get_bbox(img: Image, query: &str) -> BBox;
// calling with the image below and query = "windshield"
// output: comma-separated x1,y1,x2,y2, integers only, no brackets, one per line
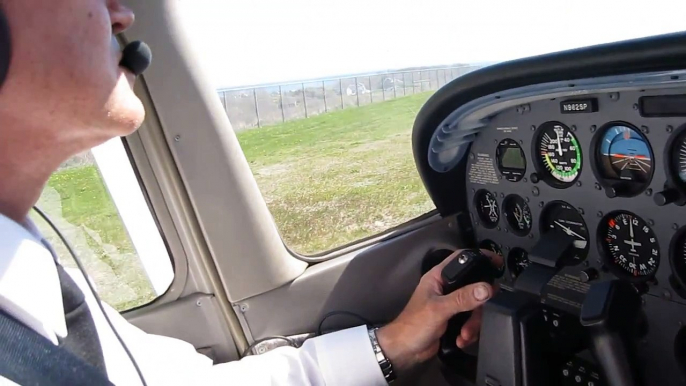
178,0,686,255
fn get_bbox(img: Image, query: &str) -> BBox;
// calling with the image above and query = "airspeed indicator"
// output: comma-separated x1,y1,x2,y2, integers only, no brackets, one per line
533,122,582,188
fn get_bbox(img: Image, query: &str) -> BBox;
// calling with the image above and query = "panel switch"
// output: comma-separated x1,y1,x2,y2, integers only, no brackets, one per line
579,268,598,283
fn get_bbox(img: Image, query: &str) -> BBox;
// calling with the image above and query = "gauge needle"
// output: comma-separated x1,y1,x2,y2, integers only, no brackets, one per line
514,206,523,224
554,221,586,240
629,219,634,239
555,131,563,156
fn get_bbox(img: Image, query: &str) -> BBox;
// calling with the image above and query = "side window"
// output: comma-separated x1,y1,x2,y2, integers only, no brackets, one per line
31,139,174,311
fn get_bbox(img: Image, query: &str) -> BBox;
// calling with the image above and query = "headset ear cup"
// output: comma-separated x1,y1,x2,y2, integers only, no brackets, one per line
0,8,11,88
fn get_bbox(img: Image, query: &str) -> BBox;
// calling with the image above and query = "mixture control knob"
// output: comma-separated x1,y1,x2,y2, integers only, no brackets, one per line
654,189,680,206
579,268,599,283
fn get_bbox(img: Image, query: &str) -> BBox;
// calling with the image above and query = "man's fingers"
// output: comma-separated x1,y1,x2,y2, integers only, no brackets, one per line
438,282,492,317
457,307,483,348
428,248,503,287
479,249,504,270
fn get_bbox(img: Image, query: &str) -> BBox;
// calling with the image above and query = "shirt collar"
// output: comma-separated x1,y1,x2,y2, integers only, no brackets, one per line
0,213,67,344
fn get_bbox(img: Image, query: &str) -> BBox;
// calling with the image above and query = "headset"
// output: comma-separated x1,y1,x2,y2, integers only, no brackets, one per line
0,6,153,386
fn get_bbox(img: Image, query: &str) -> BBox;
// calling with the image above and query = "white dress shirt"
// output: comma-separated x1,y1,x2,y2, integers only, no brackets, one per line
0,213,387,385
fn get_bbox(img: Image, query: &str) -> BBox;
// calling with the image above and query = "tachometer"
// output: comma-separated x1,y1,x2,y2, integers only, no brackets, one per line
598,211,660,281
533,122,582,187
474,189,499,228
540,201,589,265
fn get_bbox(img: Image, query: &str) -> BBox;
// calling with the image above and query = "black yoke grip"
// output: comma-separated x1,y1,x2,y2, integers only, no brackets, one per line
439,249,500,358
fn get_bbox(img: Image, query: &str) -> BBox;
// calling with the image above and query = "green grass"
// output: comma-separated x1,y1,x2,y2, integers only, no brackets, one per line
238,92,435,254
48,167,134,253
34,165,156,311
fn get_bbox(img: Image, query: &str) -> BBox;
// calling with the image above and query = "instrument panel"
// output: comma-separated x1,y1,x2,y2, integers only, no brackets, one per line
465,87,686,385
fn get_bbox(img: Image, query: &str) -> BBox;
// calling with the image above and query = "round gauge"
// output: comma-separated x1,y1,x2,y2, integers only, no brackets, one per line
507,247,530,279
665,124,686,194
479,239,505,278
540,201,589,266
669,226,686,293
672,127,686,184
533,122,582,187
479,239,503,257
598,211,660,281
496,139,526,182
503,194,532,236
474,190,499,228
593,123,653,197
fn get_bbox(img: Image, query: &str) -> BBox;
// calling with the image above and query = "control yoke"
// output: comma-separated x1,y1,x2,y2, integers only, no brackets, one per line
440,233,644,386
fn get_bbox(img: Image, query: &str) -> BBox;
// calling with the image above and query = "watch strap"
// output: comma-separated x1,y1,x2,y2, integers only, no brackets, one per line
368,327,396,383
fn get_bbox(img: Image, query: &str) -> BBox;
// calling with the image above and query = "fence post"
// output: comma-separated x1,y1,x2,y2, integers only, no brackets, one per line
253,88,260,128
382,75,386,101
302,83,308,118
322,81,327,112
369,76,373,103
279,85,285,122
393,74,397,98
339,79,343,109
411,71,415,94
354,77,360,107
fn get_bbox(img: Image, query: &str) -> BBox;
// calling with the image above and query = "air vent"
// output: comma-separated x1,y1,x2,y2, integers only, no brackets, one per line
428,119,489,173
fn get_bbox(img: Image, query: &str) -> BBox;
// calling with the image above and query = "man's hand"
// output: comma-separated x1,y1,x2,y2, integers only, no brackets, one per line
375,249,502,372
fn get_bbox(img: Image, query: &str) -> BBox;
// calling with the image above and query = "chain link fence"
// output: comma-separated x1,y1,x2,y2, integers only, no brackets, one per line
217,65,484,131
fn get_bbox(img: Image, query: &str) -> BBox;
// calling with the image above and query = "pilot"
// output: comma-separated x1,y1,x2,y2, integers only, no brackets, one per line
0,1,499,385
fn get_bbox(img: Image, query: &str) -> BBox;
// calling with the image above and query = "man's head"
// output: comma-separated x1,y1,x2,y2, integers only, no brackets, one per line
0,0,143,155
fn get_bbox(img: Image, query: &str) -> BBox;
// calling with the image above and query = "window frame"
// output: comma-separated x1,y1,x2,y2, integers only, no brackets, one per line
91,138,175,299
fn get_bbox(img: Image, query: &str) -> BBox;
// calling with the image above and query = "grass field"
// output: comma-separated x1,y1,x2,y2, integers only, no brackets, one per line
34,166,156,311
32,91,435,311
237,91,435,254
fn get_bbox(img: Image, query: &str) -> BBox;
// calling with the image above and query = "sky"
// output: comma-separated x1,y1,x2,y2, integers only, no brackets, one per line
177,0,686,89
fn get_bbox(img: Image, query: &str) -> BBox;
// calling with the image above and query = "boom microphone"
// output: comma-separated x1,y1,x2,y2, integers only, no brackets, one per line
119,41,152,76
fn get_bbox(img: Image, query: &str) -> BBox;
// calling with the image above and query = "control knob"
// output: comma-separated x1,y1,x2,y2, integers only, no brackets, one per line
654,189,680,206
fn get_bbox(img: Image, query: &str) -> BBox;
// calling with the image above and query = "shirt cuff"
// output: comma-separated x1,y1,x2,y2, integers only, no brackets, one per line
304,325,387,386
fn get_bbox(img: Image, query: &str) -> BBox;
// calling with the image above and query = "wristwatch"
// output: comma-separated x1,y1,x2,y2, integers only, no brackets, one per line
368,327,396,383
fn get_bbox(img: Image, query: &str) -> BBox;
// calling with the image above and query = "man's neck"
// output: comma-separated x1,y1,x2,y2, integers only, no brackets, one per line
0,159,55,224
0,125,73,224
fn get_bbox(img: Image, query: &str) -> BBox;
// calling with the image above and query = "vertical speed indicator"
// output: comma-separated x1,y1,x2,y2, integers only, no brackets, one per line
533,122,582,188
